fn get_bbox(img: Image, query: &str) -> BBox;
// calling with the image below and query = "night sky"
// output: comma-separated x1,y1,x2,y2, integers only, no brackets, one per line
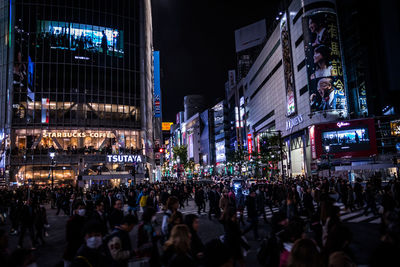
152,0,282,122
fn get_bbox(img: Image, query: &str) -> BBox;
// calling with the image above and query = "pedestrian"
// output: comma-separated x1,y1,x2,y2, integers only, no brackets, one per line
137,207,161,266
109,199,124,229
89,200,108,235
161,196,179,239
18,198,36,250
162,224,196,267
71,221,110,267
184,214,205,263
63,202,87,266
106,214,138,267
288,238,321,267
243,190,260,240
220,206,247,267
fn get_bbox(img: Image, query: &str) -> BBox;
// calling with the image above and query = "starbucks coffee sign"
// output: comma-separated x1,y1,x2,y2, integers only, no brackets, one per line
107,154,143,163
43,131,114,138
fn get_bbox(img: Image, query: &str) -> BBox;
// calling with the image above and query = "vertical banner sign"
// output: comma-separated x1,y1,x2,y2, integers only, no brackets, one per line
41,98,49,123
280,14,296,117
153,51,161,118
228,70,236,88
309,126,316,159
27,56,35,122
247,134,252,160
303,12,346,113
358,81,368,115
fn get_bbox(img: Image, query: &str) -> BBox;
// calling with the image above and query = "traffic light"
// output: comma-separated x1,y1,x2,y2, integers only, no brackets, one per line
159,148,164,153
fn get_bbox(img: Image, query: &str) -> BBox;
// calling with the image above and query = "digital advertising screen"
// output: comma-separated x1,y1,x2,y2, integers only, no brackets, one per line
302,12,346,113
322,127,370,153
37,20,124,57
312,119,377,159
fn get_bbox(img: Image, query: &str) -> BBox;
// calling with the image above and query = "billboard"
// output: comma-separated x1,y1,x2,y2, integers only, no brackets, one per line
235,19,267,53
303,12,346,113
37,20,123,57
153,51,162,118
312,119,377,159
162,122,173,131
280,13,296,117
322,127,370,153
215,140,226,163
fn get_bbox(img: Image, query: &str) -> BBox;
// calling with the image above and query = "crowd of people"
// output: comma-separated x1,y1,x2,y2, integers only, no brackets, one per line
0,175,399,267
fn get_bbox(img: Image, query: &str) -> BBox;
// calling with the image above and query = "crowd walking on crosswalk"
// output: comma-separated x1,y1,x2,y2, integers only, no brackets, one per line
0,174,399,266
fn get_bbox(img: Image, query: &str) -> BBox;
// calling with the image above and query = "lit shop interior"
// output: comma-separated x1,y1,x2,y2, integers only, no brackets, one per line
11,129,142,185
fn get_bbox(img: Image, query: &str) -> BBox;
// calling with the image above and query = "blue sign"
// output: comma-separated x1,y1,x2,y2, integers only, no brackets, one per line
396,143,400,153
153,51,161,118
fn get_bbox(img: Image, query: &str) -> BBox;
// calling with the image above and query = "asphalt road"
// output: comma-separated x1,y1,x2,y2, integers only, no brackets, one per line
3,200,380,266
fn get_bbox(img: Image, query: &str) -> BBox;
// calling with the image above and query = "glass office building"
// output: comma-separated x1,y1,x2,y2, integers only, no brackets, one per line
0,0,154,185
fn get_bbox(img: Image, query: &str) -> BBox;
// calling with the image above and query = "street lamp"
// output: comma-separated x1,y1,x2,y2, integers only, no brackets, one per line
49,149,56,190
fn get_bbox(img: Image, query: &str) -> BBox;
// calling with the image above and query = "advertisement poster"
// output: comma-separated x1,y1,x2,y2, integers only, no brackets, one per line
153,51,162,118
303,12,346,112
280,14,296,117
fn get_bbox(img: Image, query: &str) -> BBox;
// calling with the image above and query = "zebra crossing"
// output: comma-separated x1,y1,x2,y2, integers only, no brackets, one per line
160,201,382,224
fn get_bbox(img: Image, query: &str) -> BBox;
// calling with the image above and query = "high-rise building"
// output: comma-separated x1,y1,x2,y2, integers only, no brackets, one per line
0,0,156,186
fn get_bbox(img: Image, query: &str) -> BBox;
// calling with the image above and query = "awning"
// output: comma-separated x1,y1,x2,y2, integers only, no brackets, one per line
335,163,396,171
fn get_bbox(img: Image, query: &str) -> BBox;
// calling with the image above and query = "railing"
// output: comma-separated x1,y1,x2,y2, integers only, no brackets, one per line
10,154,107,165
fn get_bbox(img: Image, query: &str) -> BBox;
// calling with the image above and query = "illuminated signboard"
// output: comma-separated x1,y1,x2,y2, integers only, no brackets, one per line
162,122,173,131
153,51,162,118
312,118,377,159
309,125,316,159
247,134,252,160
303,12,347,113
37,20,124,57
280,13,297,116
43,131,114,138
106,155,143,163
390,120,400,136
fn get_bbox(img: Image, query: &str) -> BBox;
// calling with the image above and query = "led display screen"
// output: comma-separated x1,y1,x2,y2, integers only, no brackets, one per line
37,20,124,57
322,127,370,153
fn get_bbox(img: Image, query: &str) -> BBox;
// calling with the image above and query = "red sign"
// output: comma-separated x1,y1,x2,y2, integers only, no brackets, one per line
309,125,316,159
247,134,252,160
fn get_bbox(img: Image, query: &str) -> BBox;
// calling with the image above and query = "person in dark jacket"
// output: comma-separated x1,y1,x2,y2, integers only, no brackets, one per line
137,207,161,267
243,190,260,240
109,199,124,229
303,187,314,218
89,200,108,235
184,214,205,263
18,199,36,249
220,206,248,267
63,202,87,265
71,222,109,267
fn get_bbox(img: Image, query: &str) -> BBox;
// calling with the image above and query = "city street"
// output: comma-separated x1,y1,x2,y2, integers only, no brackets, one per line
4,199,381,266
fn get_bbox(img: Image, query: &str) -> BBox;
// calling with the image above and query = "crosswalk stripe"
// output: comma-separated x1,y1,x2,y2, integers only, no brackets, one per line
148,201,379,224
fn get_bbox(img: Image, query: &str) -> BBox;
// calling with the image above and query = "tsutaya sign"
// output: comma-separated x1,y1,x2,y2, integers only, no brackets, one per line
43,131,114,138
107,154,143,163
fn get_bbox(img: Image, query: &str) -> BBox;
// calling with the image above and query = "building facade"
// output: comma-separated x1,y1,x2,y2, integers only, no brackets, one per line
0,0,156,186
243,0,399,180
